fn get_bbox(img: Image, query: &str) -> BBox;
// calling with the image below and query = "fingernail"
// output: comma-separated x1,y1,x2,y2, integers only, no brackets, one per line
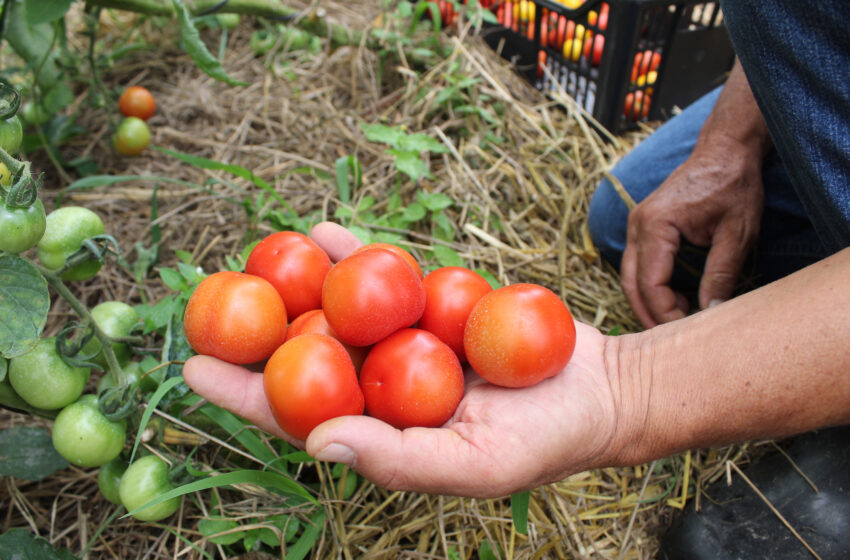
708,298,724,308
313,443,356,466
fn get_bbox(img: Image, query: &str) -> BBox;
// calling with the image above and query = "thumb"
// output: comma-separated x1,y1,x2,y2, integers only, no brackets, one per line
306,416,499,497
699,223,752,310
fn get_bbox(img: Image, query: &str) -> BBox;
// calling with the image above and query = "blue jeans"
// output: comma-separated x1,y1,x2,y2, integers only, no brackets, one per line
588,1,849,292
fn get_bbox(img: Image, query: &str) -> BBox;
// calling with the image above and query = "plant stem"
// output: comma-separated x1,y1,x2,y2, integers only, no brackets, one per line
38,265,128,386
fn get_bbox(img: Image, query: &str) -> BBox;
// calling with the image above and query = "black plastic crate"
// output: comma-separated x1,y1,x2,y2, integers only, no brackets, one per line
472,0,735,133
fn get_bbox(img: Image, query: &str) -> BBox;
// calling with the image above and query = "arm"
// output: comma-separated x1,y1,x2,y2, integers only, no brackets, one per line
621,61,773,327
610,246,850,464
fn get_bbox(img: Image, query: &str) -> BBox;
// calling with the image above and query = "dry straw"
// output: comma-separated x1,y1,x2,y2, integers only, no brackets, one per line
1,2,782,559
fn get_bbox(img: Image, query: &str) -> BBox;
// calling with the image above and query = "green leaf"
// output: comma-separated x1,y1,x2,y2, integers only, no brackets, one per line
391,150,429,181
285,510,326,560
198,518,243,545
432,245,464,267
23,0,73,25
0,254,49,359
401,202,427,223
418,191,454,211
136,295,180,334
478,538,503,560
0,427,68,481
130,376,186,463
510,490,530,535
177,262,204,284
63,174,200,192
0,528,76,560
159,268,185,292
334,155,361,205
171,0,249,87
399,133,449,153
0,357,6,382
474,268,502,290
362,123,406,148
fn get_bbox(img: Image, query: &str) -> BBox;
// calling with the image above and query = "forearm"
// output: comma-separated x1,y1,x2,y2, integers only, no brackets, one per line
694,60,773,158
608,247,850,465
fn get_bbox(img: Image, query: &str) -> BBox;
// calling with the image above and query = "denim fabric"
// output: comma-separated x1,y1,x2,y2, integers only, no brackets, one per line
588,0,848,291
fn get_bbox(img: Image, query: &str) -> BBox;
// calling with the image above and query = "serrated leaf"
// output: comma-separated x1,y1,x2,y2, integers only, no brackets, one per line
0,427,68,481
399,133,449,153
0,528,77,559
0,254,49,359
171,0,249,87
432,245,464,267
198,518,243,545
23,0,73,25
362,123,405,148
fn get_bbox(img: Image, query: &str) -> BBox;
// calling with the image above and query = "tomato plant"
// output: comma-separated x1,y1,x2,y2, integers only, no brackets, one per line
360,329,464,429
184,271,288,364
97,457,127,505
37,205,106,281
118,86,156,121
113,116,151,156
215,13,241,29
98,361,158,395
351,242,424,278
285,309,369,371
419,266,492,363
0,114,23,154
8,337,90,410
119,455,181,522
322,248,426,347
264,333,364,441
245,231,332,320
81,301,140,370
464,283,576,388
52,394,127,467
0,198,46,254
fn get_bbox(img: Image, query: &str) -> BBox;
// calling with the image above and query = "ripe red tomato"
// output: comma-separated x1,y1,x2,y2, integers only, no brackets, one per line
419,267,493,363
322,248,426,347
264,333,364,440
351,242,423,279
245,231,332,320
360,329,464,429
285,309,369,370
624,90,651,121
464,283,576,388
631,50,662,82
587,33,604,66
118,86,156,121
184,271,287,364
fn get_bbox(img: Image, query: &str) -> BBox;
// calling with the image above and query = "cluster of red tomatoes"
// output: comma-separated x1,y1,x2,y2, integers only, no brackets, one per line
624,49,661,121
114,85,155,156
184,231,577,440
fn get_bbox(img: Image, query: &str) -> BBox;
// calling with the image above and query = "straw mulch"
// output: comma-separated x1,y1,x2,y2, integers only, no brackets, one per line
1,2,764,559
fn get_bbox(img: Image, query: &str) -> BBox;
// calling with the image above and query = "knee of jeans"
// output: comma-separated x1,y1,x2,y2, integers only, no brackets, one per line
588,178,629,269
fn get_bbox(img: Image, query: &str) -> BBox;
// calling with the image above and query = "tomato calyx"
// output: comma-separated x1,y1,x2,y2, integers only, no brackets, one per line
0,78,21,121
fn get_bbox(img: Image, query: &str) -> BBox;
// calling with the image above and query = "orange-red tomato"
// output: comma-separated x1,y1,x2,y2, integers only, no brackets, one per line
264,334,364,441
631,50,662,82
588,33,604,66
118,86,156,121
419,267,493,363
285,309,369,371
360,329,464,429
624,90,651,121
245,231,332,320
351,242,424,278
184,271,287,364
464,283,576,388
322,248,426,347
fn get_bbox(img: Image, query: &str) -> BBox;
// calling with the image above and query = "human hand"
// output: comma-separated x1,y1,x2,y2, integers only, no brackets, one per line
183,222,625,498
620,137,764,328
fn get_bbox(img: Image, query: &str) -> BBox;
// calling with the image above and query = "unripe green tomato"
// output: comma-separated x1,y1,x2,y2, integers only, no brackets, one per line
113,116,150,156
98,457,127,504
21,102,50,126
0,115,23,154
37,206,105,281
52,394,127,468
119,455,180,521
215,13,240,30
8,337,90,410
250,30,275,56
0,199,46,254
81,301,140,370
98,360,160,394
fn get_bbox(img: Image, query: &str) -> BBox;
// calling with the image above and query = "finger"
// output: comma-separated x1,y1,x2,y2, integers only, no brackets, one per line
183,355,300,445
634,223,686,325
309,222,363,262
306,416,505,498
620,235,657,328
698,222,751,310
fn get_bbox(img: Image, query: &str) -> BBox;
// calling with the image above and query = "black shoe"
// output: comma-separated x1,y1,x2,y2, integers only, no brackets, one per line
658,426,850,560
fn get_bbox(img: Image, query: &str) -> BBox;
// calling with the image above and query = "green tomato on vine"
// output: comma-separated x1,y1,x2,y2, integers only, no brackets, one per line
0,198,46,254
81,301,140,370
52,394,127,468
119,455,181,521
8,337,90,410
37,206,105,281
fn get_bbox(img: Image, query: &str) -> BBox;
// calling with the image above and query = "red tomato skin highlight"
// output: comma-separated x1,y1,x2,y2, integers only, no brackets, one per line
322,249,426,347
184,271,288,364
245,231,332,320
463,283,576,388
264,333,364,441
285,309,370,371
118,86,156,121
360,329,464,429
419,266,493,363
351,243,424,278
